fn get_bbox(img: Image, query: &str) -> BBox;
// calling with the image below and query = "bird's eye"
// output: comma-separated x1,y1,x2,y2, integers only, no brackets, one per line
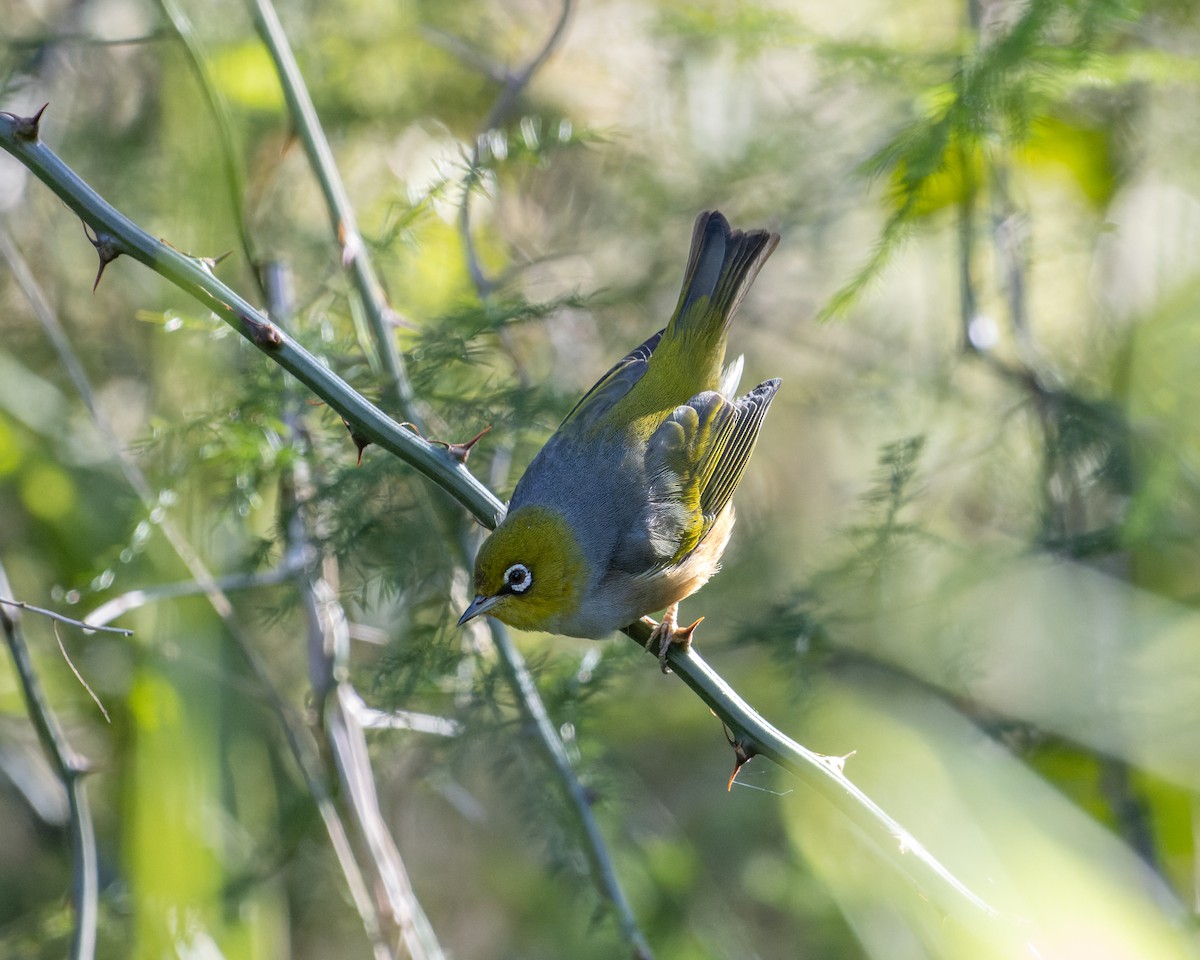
503,563,532,594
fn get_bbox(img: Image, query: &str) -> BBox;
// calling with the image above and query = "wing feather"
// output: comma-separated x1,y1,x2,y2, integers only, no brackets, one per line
557,328,664,434
698,378,780,522
641,378,781,567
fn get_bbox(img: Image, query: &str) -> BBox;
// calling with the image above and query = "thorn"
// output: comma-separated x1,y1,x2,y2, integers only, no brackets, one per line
338,221,362,267
444,425,491,464
198,250,233,274
159,238,233,275
344,419,371,465
822,750,856,776
721,723,758,791
242,312,283,349
83,223,121,291
10,102,49,141
400,422,492,464
678,615,704,647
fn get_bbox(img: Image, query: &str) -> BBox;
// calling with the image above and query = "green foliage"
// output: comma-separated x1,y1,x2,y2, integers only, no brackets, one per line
821,0,1136,320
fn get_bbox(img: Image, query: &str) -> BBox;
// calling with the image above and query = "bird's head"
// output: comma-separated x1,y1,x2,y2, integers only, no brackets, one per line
458,506,586,632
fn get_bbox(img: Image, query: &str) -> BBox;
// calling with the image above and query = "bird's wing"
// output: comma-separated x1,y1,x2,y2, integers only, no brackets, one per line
638,378,781,567
556,328,664,434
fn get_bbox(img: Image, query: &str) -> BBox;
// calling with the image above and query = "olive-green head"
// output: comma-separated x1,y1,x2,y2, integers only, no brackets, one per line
458,506,587,633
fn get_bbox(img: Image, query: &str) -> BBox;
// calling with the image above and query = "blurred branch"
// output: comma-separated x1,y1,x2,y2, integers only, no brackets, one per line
0,560,97,960
83,554,311,628
489,620,654,960
421,28,509,85
5,29,173,50
0,598,132,636
487,0,573,120
158,0,264,299
270,261,447,960
951,0,1152,876
457,0,574,296
248,0,419,423
0,99,1012,946
344,691,461,736
0,113,504,527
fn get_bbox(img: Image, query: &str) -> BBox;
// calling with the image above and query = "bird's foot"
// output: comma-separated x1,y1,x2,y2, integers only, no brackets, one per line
648,605,704,674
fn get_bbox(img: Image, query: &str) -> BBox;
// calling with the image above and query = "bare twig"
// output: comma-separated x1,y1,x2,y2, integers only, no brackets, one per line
6,29,173,49
240,9,652,954
447,7,653,949
489,622,653,959
83,555,310,629
623,617,1008,939
52,624,110,724
0,560,98,960
343,691,461,737
0,597,131,636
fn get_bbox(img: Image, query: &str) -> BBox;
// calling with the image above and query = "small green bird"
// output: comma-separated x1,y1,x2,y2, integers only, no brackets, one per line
458,211,780,665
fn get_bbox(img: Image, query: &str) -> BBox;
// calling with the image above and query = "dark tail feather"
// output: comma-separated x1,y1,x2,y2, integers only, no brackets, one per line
672,211,779,336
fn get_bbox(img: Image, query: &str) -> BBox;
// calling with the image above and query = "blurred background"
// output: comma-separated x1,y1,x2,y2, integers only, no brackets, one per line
3,0,1200,957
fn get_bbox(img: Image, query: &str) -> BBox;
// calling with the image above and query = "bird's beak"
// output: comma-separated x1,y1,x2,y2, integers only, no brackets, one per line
457,593,501,627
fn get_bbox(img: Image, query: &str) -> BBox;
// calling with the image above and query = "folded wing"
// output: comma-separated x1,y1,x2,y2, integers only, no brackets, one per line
641,378,781,566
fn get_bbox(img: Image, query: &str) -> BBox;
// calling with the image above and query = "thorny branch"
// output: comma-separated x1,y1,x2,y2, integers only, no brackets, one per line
0,82,1020,951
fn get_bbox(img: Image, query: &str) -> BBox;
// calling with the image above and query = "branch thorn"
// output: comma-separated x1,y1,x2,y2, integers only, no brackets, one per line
401,422,492,464
199,250,233,274
83,222,121,292
338,221,363,267
240,311,283,349
11,102,49,141
721,723,759,791
344,419,371,465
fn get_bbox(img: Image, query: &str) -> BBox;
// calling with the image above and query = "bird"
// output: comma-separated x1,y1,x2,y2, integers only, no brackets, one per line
458,210,780,667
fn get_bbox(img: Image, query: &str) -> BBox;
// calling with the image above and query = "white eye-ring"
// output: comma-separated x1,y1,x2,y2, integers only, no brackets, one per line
504,563,532,594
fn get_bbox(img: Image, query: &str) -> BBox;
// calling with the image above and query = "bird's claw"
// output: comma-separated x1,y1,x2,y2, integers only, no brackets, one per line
648,606,704,674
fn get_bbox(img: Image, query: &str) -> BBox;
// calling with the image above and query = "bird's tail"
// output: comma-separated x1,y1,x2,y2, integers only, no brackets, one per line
668,211,779,347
